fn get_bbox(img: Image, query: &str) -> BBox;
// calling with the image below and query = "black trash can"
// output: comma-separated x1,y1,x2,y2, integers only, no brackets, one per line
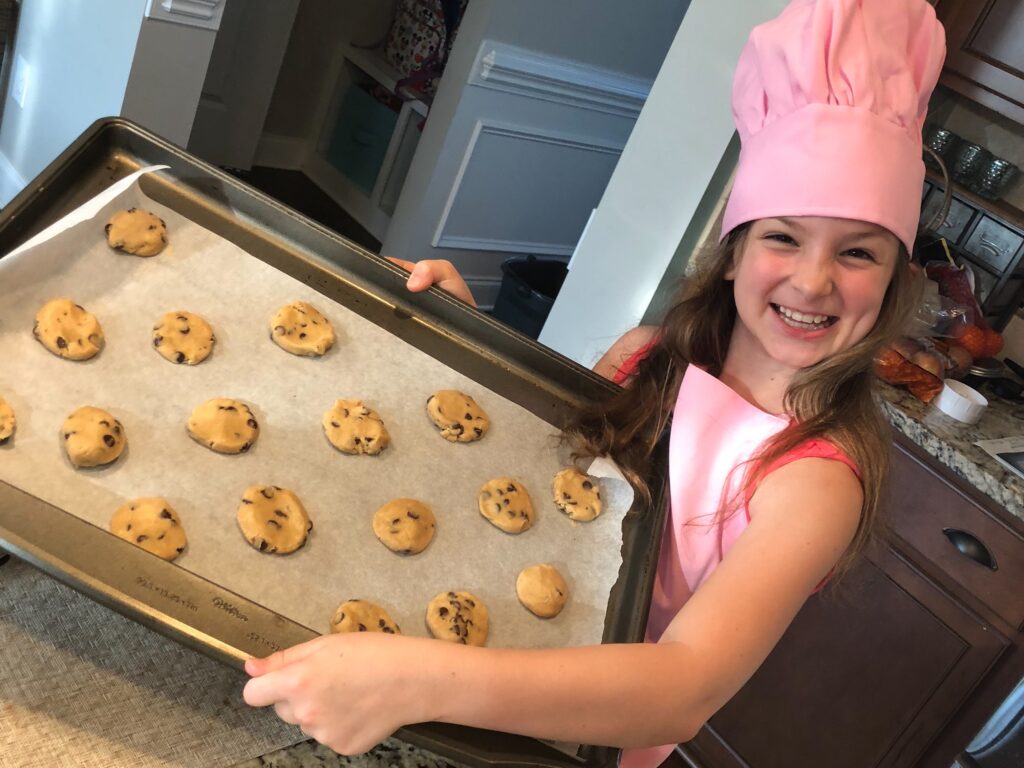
491,255,568,339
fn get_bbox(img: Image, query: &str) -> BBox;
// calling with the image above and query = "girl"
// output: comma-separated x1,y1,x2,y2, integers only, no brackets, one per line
243,2,946,765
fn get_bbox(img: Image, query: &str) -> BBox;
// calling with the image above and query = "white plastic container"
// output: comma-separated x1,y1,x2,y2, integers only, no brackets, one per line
934,380,988,424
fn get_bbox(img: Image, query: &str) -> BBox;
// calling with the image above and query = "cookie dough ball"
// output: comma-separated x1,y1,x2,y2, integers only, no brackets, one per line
322,399,390,456
372,498,436,555
426,591,488,646
329,599,401,635
516,564,569,618
426,390,489,443
33,298,104,361
478,477,534,534
152,311,215,365
237,485,312,555
186,398,259,454
105,208,167,256
62,406,126,468
0,397,14,444
553,467,602,522
270,301,335,356
110,498,187,561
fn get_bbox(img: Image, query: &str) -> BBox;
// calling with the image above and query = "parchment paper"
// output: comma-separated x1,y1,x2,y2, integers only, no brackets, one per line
0,169,633,651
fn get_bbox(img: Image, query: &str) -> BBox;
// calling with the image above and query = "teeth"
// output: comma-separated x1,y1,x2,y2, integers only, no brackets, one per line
776,305,830,324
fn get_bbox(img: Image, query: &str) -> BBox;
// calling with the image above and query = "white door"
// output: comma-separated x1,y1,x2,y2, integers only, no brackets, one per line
187,0,300,169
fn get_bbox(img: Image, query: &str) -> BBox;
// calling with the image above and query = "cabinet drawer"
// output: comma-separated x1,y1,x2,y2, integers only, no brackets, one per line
964,216,1023,273
886,441,1024,630
921,189,974,243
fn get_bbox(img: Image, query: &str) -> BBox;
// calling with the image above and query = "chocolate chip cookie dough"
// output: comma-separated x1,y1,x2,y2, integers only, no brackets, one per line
425,390,489,443
553,467,602,522
426,591,488,646
62,406,126,468
329,599,401,635
269,301,335,356
110,498,187,561
237,485,312,555
478,477,534,533
152,311,215,365
33,298,104,361
516,564,569,618
0,397,14,444
322,399,390,456
372,498,436,555
105,208,167,256
186,398,259,454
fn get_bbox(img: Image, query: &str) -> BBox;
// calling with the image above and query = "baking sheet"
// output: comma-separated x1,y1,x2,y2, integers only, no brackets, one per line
0,168,633,650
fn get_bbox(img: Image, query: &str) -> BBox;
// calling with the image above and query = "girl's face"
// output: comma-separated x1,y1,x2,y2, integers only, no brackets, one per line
725,216,900,376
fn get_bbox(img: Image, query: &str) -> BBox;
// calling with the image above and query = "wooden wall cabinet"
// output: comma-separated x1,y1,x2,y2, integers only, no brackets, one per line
933,0,1024,125
677,435,1024,768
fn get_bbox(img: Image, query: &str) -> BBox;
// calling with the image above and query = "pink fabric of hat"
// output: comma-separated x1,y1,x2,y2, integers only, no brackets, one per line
720,0,946,254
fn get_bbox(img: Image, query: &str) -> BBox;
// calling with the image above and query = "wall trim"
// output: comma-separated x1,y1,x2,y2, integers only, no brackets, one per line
254,133,308,170
469,40,652,119
0,150,26,208
433,119,623,254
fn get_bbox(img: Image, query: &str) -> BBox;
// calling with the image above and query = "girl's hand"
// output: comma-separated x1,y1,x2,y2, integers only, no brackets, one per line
243,633,438,755
385,257,477,307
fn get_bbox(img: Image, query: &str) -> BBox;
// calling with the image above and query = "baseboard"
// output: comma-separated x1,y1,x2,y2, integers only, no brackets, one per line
465,276,502,312
253,132,308,170
0,150,25,208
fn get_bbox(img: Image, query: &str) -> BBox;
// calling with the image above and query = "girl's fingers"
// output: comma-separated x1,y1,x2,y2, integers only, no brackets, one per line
243,668,288,707
274,700,299,725
384,256,416,271
246,635,326,676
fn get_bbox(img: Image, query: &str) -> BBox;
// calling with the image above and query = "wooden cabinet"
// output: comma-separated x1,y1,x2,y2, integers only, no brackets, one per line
677,435,1024,768
934,0,1024,124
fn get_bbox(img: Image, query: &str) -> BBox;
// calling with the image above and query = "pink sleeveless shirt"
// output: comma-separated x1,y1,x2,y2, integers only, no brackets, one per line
615,359,859,768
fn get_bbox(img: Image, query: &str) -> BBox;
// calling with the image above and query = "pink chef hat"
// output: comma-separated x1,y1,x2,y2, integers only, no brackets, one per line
720,0,946,254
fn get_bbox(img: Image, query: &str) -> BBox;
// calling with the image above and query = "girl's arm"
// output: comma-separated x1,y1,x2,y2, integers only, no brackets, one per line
592,325,659,380
244,455,862,755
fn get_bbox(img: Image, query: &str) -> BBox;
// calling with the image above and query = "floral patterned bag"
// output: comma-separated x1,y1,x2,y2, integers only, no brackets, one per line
385,0,468,100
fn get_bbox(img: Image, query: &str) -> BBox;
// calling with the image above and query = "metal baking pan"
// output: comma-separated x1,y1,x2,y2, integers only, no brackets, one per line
0,118,668,768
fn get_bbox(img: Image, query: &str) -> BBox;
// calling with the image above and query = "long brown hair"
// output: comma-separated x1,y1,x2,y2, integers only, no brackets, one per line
567,223,921,579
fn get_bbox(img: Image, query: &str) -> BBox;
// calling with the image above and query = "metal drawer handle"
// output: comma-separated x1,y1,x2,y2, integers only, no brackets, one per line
977,235,1006,258
943,528,997,570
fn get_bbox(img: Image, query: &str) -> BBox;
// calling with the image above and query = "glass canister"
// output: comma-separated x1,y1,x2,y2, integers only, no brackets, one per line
951,142,993,186
971,156,1019,200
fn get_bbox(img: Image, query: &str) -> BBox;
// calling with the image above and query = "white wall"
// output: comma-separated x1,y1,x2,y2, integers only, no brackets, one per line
538,0,788,366
381,0,690,305
0,0,147,205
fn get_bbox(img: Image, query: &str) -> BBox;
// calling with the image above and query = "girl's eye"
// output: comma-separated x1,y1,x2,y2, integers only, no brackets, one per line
765,233,797,245
842,248,877,262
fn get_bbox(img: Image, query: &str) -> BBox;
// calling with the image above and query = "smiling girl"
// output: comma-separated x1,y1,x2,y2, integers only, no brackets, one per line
243,2,946,765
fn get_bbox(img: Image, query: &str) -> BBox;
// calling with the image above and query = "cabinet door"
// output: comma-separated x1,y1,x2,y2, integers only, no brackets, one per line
934,0,1024,124
678,544,1010,768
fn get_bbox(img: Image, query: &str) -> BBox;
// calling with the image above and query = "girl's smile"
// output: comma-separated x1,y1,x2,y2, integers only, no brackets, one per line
725,216,900,388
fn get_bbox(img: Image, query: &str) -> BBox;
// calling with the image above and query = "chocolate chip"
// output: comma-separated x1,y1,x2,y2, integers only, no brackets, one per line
507,485,515,492
247,418,258,429
126,523,131,531
175,352,186,364
582,480,593,490
64,432,71,439
153,335,163,347
104,223,111,234
258,539,268,551
473,427,483,436
299,332,306,339
307,520,313,531
354,437,361,444
99,420,110,427
267,519,281,529
114,423,122,434
240,442,251,452
382,627,395,634
358,624,367,631
136,534,148,543
330,421,340,428
439,607,449,617
157,533,165,540
378,619,386,628
466,599,475,607
274,509,287,518
241,497,253,504
180,327,190,335
160,509,173,519
176,546,184,553
260,488,274,499
103,434,115,447
407,511,419,519
56,336,67,349
273,325,285,335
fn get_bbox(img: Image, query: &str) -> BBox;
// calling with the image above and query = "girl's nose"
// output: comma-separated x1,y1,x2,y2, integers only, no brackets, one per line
791,253,834,297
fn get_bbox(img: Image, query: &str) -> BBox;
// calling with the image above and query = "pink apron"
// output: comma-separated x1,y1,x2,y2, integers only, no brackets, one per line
619,365,856,768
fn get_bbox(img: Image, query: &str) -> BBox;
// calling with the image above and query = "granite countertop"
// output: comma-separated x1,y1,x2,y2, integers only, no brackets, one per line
877,379,1024,521
233,738,463,768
